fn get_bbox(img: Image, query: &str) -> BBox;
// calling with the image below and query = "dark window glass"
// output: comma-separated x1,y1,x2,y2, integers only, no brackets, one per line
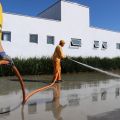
30,34,38,43
47,36,54,45
2,31,11,42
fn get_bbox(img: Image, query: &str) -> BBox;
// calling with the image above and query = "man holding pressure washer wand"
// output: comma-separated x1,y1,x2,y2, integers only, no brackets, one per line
52,40,67,83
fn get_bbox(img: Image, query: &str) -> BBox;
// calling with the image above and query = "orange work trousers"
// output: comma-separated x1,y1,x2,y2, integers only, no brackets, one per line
53,59,61,81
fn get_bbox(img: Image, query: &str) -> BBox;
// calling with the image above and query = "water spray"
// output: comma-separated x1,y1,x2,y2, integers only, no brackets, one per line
69,58,120,78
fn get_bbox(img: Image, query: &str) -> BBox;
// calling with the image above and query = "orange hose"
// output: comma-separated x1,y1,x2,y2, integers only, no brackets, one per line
0,60,26,103
0,60,9,65
25,79,57,103
0,60,58,104
11,65,26,104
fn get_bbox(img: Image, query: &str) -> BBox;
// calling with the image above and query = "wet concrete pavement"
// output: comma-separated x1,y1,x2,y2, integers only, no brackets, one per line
0,72,120,120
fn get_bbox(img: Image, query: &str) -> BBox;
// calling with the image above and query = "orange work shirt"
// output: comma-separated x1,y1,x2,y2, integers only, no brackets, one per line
52,45,65,61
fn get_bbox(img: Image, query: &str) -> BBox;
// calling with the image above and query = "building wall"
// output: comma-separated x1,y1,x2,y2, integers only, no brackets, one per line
89,27,120,58
1,0,120,58
60,1,90,57
2,13,62,58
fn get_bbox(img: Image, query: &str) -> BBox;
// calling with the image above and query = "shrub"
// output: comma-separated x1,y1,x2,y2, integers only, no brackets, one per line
0,57,120,76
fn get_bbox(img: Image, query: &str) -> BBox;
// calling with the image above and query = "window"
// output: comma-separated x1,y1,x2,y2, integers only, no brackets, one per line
102,42,107,49
70,38,81,48
30,34,38,43
2,31,11,42
116,43,120,49
47,36,54,45
94,41,99,48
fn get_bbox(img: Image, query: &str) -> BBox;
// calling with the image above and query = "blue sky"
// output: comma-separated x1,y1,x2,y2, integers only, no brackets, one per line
0,0,120,32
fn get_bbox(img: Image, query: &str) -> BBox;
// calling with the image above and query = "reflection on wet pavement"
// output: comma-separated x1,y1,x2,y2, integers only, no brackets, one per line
0,73,120,120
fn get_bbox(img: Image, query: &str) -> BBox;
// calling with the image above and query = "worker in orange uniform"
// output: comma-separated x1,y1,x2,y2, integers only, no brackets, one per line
52,40,66,83
0,2,14,65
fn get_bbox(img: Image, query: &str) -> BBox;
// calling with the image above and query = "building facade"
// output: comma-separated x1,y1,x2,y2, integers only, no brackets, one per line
2,0,120,58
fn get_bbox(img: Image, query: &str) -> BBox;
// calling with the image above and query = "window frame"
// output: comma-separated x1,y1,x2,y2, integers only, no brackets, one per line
102,42,107,49
29,34,38,44
69,38,81,49
2,31,11,42
47,35,55,45
94,41,99,48
116,43,120,49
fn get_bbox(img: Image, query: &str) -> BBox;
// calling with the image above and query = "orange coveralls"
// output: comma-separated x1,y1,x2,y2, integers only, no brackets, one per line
52,45,65,81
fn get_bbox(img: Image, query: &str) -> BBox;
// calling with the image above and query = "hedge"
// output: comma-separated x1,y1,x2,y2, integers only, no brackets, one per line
0,57,120,76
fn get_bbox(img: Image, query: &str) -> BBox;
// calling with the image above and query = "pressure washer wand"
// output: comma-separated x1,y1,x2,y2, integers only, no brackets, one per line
68,58,120,78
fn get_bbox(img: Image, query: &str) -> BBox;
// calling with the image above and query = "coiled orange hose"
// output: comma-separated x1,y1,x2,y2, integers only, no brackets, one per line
0,60,57,104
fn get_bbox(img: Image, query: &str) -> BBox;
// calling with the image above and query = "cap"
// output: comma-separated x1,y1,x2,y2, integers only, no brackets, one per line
60,40,65,44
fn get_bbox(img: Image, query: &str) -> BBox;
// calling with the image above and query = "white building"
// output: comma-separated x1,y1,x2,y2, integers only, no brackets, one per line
2,0,120,58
